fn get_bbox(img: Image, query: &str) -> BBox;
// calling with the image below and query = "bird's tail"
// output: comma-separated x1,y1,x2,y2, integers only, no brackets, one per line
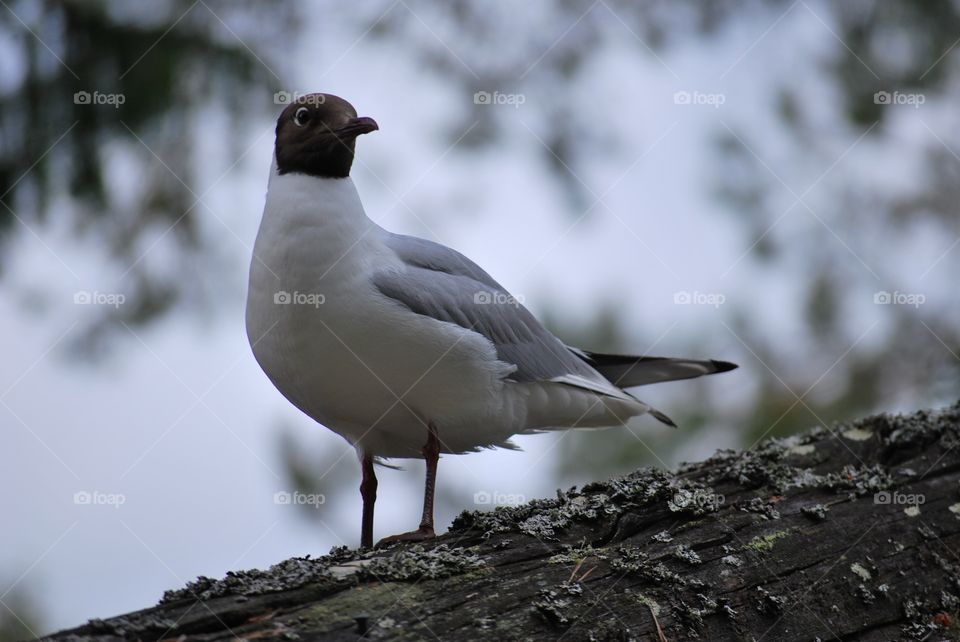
572,350,737,389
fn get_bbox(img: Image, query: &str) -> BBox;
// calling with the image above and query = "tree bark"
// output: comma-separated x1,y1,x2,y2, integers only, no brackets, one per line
46,402,960,641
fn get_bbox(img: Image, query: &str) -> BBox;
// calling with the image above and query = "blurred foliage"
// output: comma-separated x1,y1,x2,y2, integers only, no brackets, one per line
2,0,958,534
0,583,44,642
0,0,293,354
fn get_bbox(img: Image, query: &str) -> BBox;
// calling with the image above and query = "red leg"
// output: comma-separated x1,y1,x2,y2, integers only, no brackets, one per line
377,423,440,547
360,453,377,549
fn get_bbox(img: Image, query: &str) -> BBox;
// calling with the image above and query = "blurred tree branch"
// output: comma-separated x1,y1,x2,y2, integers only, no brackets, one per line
0,0,294,353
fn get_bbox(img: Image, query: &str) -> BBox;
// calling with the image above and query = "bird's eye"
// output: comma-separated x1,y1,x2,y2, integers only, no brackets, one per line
294,107,311,127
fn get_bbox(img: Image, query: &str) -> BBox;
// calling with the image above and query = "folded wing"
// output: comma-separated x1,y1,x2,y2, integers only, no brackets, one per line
379,234,630,400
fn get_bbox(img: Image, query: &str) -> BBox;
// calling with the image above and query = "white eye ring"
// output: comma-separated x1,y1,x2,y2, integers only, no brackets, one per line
294,107,310,127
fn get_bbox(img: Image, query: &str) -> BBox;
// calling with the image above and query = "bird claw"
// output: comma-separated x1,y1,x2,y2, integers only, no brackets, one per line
375,526,436,548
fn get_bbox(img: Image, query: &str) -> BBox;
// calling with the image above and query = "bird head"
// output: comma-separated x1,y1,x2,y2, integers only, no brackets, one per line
274,93,378,178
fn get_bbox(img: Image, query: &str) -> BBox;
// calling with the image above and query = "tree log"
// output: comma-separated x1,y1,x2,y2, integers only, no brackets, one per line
46,402,960,641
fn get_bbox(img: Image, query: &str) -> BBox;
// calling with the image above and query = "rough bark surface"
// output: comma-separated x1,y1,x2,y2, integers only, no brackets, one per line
47,402,960,641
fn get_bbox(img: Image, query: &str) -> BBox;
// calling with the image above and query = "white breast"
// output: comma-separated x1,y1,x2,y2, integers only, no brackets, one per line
245,167,525,457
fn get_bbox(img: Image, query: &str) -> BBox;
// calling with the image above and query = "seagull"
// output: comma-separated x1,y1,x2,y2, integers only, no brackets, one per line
246,93,737,549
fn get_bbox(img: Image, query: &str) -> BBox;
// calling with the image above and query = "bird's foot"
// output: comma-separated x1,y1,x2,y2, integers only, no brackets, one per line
375,525,435,548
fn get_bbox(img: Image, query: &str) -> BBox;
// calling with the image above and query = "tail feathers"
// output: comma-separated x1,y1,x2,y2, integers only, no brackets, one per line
373,456,403,470
573,349,737,388
648,407,678,428
616,388,678,428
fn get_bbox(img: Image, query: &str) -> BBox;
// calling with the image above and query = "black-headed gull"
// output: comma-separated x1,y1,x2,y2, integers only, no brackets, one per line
245,94,736,548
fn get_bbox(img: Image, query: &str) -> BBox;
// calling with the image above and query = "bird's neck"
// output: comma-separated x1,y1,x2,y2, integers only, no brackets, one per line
255,162,388,288
264,163,376,236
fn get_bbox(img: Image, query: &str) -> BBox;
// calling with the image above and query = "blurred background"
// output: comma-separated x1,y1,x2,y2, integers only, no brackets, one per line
1,0,958,637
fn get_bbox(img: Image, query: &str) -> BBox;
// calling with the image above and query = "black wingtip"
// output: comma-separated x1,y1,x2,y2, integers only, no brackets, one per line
650,409,678,428
711,360,738,373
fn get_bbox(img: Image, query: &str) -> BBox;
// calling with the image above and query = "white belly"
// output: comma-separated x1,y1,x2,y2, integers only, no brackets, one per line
247,277,530,456
245,173,525,457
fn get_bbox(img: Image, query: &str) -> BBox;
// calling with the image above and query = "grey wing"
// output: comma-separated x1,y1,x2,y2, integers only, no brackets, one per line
375,236,624,397
384,233,505,289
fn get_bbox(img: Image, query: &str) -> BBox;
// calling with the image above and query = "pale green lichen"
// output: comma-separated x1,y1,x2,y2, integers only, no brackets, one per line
548,542,606,565
851,562,872,581
802,503,829,521
741,496,781,520
532,584,583,628
673,544,702,565
610,546,696,588
635,592,660,616
744,530,790,555
451,467,724,541
843,427,874,441
361,544,485,582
